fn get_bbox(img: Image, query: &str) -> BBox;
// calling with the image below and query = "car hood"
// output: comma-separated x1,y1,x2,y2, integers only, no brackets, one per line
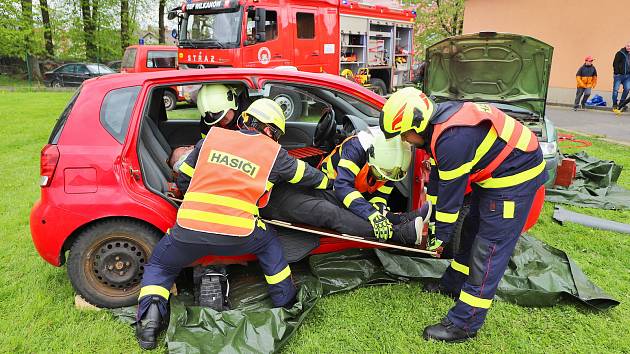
424,32,553,119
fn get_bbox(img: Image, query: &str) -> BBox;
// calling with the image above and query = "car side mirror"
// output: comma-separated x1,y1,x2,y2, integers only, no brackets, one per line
167,7,181,20
255,8,266,42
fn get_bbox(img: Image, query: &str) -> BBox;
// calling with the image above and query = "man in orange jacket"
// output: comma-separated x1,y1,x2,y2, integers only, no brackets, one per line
574,55,598,111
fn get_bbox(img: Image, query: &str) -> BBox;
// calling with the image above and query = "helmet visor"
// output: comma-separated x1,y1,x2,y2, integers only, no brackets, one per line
372,165,407,182
203,110,228,125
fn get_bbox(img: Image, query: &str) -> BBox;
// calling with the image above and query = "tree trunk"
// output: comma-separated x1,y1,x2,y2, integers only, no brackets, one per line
40,0,54,58
80,0,96,60
158,0,166,44
120,0,129,54
21,0,42,81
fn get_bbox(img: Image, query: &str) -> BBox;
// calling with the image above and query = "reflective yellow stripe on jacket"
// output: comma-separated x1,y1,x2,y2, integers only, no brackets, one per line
438,128,497,181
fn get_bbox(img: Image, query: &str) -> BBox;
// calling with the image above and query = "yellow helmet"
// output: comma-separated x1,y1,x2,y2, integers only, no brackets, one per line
197,84,238,125
242,98,286,140
380,87,435,139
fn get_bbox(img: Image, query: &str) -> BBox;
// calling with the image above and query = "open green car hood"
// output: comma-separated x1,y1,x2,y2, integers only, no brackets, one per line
425,32,553,118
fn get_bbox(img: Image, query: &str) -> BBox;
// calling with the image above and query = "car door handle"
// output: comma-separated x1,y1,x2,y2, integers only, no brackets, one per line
311,51,320,56
272,54,282,58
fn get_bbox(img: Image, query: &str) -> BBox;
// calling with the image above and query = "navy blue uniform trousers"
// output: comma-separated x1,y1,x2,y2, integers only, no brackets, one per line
137,223,295,319
439,185,537,332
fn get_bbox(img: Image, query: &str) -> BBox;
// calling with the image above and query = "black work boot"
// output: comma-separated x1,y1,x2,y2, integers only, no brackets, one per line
422,282,458,299
135,297,168,350
391,217,427,247
423,317,477,343
396,201,432,225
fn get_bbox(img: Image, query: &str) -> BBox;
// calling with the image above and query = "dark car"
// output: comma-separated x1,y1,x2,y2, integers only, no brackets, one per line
44,63,115,87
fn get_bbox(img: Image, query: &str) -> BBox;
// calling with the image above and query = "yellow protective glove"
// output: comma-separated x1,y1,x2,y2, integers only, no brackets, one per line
368,211,393,240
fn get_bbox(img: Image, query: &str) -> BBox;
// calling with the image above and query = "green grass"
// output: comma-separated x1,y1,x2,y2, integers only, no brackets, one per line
0,74,46,88
0,92,628,353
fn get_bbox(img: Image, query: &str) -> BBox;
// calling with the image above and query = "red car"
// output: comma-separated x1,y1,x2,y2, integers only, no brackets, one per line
121,45,183,110
31,68,436,308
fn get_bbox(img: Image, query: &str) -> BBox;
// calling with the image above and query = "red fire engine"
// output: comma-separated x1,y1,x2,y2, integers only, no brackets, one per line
169,0,415,116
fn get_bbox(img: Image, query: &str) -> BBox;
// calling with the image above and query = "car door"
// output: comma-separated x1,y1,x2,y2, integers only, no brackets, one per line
290,8,322,73
242,7,290,68
74,64,92,86
56,64,76,86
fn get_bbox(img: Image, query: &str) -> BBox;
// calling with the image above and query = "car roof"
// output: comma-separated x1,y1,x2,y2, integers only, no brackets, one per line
85,68,384,103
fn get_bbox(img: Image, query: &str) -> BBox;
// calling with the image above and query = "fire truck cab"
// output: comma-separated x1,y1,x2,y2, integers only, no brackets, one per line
170,0,415,116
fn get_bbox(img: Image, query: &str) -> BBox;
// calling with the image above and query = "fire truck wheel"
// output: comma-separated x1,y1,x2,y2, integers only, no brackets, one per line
163,90,177,111
369,78,387,96
270,88,302,120
67,219,161,308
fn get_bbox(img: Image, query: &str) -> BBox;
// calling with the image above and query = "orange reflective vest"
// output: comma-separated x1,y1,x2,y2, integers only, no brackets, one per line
177,129,280,236
320,137,386,194
430,102,539,184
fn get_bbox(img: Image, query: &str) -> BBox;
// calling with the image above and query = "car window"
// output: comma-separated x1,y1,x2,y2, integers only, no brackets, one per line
87,64,115,74
76,65,90,74
147,51,177,69
58,65,75,73
122,48,137,68
100,86,141,144
261,84,329,123
49,87,82,144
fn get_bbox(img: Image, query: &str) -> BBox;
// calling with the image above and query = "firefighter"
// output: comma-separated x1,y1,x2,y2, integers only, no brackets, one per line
380,87,548,342
196,84,247,138
135,98,330,350
261,127,432,245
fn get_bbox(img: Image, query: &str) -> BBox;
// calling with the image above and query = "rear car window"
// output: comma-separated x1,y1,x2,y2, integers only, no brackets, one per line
100,86,141,143
49,88,82,144
122,48,137,68
147,51,177,68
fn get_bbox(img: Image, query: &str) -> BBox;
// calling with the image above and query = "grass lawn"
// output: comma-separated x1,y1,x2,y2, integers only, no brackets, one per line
0,91,628,353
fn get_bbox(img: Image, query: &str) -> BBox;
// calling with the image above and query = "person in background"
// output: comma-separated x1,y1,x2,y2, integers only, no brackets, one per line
612,42,630,110
574,56,597,111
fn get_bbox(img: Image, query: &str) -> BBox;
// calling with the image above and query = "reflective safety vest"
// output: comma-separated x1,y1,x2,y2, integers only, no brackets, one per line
430,102,539,185
177,129,281,236
320,137,386,194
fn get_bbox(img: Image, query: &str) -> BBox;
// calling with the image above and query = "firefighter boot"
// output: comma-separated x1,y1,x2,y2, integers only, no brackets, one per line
135,296,168,350
423,317,477,343
396,201,432,225
391,217,427,247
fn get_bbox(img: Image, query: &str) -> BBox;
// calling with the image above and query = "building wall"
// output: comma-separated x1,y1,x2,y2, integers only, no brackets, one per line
463,0,629,106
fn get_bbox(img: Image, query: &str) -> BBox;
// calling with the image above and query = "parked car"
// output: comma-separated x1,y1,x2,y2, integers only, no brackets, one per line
107,60,122,72
121,45,182,110
43,63,115,87
424,32,561,185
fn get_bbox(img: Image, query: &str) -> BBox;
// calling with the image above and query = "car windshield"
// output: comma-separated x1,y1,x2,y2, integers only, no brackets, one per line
182,10,241,47
335,92,381,118
87,64,115,74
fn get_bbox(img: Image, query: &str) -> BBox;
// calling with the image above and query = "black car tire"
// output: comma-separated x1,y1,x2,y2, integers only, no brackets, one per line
270,88,302,121
50,80,62,88
163,90,177,111
369,78,387,96
441,203,470,259
67,219,161,308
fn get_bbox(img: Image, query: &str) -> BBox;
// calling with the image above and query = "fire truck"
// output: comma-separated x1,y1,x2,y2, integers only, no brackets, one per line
169,0,416,118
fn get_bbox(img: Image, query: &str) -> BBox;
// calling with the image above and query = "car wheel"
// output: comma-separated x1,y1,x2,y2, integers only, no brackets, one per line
163,90,177,111
369,78,387,96
270,88,302,120
67,219,161,308
441,203,470,259
51,80,62,88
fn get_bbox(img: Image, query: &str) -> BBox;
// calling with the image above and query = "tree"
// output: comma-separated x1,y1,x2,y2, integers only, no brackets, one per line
40,0,54,58
80,0,98,60
120,0,129,53
408,0,465,60
21,0,43,81
158,0,166,44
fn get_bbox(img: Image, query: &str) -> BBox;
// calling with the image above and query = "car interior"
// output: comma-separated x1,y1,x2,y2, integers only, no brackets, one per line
137,81,413,213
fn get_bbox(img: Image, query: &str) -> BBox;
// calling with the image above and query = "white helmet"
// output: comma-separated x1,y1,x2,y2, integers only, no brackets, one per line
360,127,412,181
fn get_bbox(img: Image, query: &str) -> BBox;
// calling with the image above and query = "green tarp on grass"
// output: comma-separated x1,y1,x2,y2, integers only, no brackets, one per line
110,234,618,353
546,152,630,210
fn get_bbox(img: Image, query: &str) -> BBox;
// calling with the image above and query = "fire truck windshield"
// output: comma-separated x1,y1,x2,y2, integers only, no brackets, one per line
181,10,242,48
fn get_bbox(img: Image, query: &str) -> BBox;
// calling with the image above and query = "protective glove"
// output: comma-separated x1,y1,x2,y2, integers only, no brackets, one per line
368,211,393,241
372,202,389,216
427,236,444,257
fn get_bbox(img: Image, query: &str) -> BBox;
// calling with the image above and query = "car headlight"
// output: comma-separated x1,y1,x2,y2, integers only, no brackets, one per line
539,141,558,158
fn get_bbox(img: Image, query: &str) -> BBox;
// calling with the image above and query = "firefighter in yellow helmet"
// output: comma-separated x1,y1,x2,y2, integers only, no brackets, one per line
135,98,329,350
380,87,548,342
261,127,433,246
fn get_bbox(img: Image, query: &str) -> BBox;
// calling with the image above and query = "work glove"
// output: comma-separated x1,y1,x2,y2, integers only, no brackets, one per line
427,235,444,257
372,202,389,216
368,211,393,241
